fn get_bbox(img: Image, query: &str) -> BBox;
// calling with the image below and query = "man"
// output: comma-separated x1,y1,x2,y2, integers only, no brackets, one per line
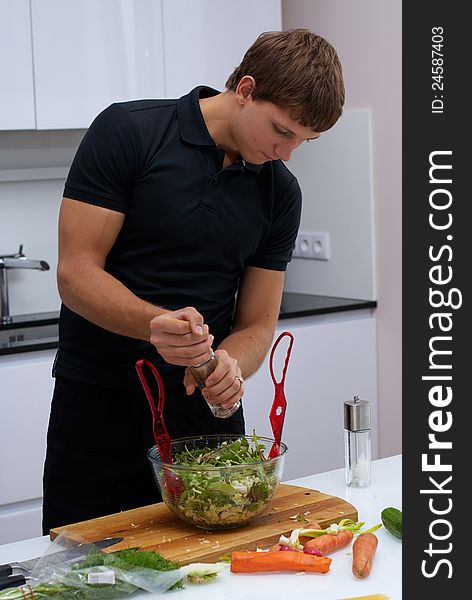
42,28,344,533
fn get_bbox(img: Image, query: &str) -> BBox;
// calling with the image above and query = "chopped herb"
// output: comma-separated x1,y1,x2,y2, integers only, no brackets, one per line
289,513,309,523
77,547,180,572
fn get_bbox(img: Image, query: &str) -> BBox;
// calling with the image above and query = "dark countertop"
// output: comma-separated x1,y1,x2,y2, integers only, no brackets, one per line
0,293,376,356
0,311,59,355
279,292,376,319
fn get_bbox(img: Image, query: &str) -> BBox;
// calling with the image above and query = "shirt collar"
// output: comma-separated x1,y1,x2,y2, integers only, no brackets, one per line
177,86,263,173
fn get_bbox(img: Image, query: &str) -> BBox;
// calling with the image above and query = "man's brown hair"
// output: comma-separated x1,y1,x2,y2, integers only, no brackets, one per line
226,29,345,132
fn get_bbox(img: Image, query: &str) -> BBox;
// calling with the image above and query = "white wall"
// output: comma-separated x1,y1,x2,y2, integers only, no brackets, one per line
282,0,402,457
285,109,375,300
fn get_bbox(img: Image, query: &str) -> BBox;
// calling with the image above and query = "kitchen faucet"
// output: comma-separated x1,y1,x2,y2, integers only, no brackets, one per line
0,245,50,324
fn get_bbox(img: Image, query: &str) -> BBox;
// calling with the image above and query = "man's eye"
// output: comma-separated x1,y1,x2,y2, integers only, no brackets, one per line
273,125,289,136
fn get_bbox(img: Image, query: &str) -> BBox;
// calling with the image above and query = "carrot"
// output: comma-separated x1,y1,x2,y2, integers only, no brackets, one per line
270,524,322,552
352,531,378,578
304,529,353,554
269,543,301,552
299,522,322,544
269,543,283,552
230,550,331,573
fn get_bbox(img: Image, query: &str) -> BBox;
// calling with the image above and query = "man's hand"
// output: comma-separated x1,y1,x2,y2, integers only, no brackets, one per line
150,307,213,366
184,349,244,409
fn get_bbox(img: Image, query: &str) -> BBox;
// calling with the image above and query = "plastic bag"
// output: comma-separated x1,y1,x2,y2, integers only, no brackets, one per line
0,531,183,599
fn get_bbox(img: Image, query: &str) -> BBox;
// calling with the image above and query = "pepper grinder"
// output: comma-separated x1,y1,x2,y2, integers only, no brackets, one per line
190,351,241,419
344,395,371,487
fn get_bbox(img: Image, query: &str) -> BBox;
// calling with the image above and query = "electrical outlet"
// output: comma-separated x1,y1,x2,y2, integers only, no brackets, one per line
293,231,330,261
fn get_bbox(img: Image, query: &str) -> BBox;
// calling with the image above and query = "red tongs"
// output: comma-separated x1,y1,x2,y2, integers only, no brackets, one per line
268,331,295,458
135,359,172,464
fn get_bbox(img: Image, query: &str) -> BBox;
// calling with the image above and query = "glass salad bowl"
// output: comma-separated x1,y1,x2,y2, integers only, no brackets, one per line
148,433,287,530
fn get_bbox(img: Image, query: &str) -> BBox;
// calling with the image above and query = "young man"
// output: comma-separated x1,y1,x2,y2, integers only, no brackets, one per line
42,28,345,532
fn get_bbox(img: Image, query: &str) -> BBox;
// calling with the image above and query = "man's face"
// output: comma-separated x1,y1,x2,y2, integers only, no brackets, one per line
233,98,320,165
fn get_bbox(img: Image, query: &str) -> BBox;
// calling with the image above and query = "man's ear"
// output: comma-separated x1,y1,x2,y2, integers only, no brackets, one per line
235,75,256,105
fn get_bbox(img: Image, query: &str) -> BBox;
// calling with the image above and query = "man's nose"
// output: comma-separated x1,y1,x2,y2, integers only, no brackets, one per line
277,149,292,161
275,144,294,161
276,138,302,162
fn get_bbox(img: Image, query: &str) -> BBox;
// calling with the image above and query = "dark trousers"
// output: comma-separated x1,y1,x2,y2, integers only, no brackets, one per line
42,375,244,534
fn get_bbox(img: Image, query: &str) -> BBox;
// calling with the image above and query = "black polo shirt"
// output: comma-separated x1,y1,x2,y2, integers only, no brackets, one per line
55,86,302,390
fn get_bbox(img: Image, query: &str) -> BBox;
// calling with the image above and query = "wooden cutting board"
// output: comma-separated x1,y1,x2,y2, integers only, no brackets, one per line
50,484,357,566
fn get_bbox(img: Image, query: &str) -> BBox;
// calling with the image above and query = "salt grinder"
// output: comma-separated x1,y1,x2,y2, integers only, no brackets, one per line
190,351,241,419
344,395,371,487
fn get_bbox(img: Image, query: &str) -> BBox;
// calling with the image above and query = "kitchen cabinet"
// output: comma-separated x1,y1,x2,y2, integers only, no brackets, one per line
0,349,55,544
0,0,35,130
243,311,378,481
0,0,281,131
30,0,166,129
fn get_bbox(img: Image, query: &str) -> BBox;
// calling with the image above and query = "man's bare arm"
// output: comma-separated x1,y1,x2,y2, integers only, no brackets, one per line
194,266,285,409
218,265,285,377
57,198,211,362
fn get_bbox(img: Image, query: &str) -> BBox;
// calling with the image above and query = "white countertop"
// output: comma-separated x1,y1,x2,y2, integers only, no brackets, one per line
0,455,402,599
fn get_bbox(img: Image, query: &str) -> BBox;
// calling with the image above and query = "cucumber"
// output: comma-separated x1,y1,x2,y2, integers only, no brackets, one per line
381,507,402,540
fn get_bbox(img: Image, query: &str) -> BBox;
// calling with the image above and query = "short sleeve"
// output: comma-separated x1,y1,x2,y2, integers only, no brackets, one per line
246,176,302,271
63,104,143,213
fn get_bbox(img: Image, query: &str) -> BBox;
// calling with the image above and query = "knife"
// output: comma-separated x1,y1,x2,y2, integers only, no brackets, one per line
0,536,123,578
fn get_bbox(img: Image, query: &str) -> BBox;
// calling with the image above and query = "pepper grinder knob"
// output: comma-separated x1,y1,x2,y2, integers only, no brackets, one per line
344,395,371,432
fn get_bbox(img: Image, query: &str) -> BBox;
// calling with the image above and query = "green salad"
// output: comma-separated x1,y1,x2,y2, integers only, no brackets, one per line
165,433,281,528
